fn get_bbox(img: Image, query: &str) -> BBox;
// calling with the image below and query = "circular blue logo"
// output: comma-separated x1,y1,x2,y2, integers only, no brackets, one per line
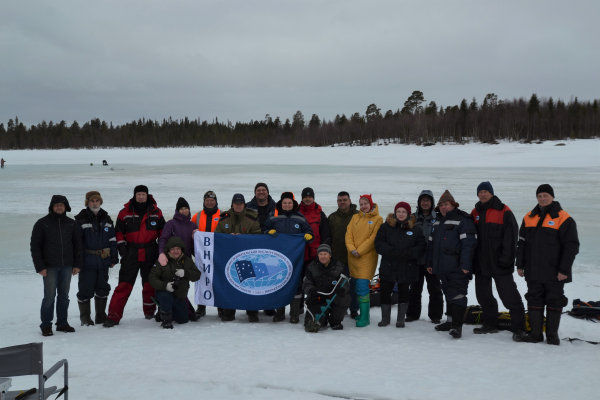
104,227,109,232
150,221,157,226
407,231,413,235
214,218,219,221
368,221,373,224
476,216,480,220
225,249,293,296
548,221,555,226
225,224,229,228
294,224,300,229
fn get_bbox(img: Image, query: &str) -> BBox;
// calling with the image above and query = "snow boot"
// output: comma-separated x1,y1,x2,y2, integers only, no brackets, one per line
396,303,409,328
94,296,108,324
512,329,527,342
330,323,343,330
435,316,452,331
449,304,466,339
103,318,118,328
196,305,206,318
289,298,301,324
160,311,173,329
473,325,498,334
350,310,359,319
264,309,276,316
378,304,391,327
545,307,562,346
189,311,201,322
247,311,259,323
221,309,236,322
78,300,94,326
273,307,286,322
56,323,75,333
144,313,155,320
355,295,370,327
523,307,544,343
41,327,53,337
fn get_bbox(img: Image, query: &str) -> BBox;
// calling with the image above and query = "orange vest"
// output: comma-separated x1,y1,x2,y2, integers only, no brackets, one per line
192,210,220,232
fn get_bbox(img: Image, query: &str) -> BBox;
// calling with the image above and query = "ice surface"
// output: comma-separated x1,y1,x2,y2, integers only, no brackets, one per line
0,140,598,399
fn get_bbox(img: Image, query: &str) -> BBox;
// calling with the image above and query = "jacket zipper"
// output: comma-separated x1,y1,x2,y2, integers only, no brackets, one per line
58,218,64,266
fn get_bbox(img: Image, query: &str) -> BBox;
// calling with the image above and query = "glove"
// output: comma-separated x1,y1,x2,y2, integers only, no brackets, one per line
175,269,185,278
334,284,346,296
304,233,313,242
306,287,318,298
268,229,278,237
118,245,127,258
166,282,174,292
158,253,168,266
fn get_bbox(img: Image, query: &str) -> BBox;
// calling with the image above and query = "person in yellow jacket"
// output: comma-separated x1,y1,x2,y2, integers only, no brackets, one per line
345,194,383,327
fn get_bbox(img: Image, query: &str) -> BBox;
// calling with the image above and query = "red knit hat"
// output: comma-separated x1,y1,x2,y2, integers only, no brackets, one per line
394,201,411,215
359,194,373,210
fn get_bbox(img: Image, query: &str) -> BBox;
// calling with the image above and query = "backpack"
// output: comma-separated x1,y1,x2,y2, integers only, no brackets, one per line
567,299,600,322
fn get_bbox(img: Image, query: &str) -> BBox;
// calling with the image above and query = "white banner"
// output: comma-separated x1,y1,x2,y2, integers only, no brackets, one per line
194,232,215,306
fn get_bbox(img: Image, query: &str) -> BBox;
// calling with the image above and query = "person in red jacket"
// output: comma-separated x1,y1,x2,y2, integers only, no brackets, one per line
103,185,166,327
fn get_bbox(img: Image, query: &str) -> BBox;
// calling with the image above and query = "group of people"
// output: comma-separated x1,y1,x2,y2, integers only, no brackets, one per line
31,181,579,345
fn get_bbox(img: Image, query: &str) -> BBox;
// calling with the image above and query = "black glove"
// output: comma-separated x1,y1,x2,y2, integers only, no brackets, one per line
334,284,346,296
306,287,318,298
118,245,128,258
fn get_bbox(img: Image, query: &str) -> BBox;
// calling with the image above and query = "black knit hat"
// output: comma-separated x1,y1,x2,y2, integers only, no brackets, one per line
231,193,246,205
134,185,148,197
278,192,299,211
536,184,554,198
255,182,269,194
176,197,190,211
317,244,332,255
477,181,494,196
301,187,315,199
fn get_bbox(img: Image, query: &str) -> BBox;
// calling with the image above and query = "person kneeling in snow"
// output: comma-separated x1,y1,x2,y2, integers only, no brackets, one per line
303,244,351,332
149,237,200,329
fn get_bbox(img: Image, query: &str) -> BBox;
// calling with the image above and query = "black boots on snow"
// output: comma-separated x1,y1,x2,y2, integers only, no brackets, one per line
94,296,108,324
79,300,94,326
196,305,206,318
396,303,409,328
160,311,173,329
523,307,544,343
273,307,286,322
378,304,391,327
289,298,302,324
545,307,562,345
473,325,498,334
247,311,259,323
449,304,466,339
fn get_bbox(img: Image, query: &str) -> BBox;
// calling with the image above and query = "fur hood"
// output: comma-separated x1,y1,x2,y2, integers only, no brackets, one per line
386,213,416,229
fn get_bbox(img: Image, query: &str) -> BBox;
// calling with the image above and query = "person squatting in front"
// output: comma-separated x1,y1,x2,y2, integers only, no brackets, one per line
516,184,579,345
345,194,383,327
426,190,477,339
375,202,427,328
104,185,166,327
75,191,118,327
149,237,201,329
263,191,314,323
303,244,351,332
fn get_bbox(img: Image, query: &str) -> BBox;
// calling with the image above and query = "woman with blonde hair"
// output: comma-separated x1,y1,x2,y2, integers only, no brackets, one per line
345,194,383,327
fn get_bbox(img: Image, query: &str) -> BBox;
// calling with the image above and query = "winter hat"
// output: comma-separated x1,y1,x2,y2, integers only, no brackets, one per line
359,194,374,210
85,191,103,206
255,182,269,194
204,191,217,202
279,192,299,211
301,187,315,199
435,190,459,211
176,197,190,211
317,244,332,255
477,181,494,196
49,195,72,213
536,184,554,198
231,193,246,205
134,185,149,197
394,201,411,215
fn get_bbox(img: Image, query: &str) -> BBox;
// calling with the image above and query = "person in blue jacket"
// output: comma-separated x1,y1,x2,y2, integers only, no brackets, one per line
263,192,313,323
426,190,477,339
74,191,118,326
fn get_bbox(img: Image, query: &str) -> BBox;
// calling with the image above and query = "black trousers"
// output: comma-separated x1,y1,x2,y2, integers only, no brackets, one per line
407,266,444,320
440,271,470,308
475,272,525,330
524,280,568,309
305,293,351,325
380,280,410,305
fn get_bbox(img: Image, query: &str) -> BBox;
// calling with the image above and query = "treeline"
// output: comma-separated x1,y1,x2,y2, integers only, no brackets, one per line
1,92,598,149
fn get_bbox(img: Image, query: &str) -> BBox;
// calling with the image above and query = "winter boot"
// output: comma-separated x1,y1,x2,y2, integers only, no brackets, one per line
218,308,224,318
523,307,544,343
356,295,370,327
189,311,201,322
56,323,75,333
247,311,259,323
94,296,108,324
273,307,286,322
160,310,173,329
396,303,409,328
78,300,94,326
435,316,452,331
264,309,276,316
449,304,466,339
221,309,236,322
196,305,206,318
350,310,359,319
473,325,498,334
330,323,344,330
103,318,119,328
545,307,562,346
378,304,391,327
144,313,155,320
41,327,53,337
289,298,302,324
512,329,527,342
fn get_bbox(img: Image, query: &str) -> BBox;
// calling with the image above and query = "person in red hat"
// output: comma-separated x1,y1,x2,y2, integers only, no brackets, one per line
375,201,427,328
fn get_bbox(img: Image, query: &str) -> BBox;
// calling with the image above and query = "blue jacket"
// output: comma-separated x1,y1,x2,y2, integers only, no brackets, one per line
426,208,477,274
263,209,313,239
75,208,118,269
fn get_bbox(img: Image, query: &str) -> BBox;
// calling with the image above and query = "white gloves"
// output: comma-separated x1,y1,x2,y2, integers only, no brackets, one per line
166,282,174,292
175,269,185,278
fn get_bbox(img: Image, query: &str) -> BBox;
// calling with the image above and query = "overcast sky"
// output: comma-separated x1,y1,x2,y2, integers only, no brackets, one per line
1,0,599,126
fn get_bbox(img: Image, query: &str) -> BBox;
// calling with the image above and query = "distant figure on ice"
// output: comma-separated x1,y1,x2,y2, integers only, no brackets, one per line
516,184,579,345
102,160,108,166
30,195,83,337
74,191,119,327
1,158,5,168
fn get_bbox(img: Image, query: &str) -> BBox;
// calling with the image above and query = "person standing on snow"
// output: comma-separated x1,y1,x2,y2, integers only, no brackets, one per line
406,190,444,324
191,190,221,317
328,191,359,317
375,202,427,328
103,185,166,327
345,194,383,327
215,193,263,322
74,191,118,327
31,195,83,336
470,182,526,341
426,190,477,339
516,184,579,345
264,192,314,323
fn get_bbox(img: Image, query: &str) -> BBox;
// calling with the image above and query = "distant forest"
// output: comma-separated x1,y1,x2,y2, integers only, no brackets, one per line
1,92,598,149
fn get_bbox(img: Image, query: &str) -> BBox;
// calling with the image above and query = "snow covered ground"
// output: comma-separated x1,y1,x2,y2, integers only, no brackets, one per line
1,140,599,400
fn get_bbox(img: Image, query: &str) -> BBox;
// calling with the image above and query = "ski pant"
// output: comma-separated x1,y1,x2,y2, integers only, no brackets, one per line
475,272,526,330
406,266,444,320
380,280,410,305
40,265,72,329
305,293,351,325
77,268,111,302
524,280,568,309
155,290,189,324
440,270,470,308
107,248,157,322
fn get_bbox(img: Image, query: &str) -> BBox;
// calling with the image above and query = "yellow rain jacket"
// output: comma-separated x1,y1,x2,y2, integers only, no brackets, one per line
345,204,383,280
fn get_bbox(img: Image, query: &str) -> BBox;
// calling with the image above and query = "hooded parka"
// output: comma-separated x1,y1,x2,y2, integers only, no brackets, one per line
345,204,383,280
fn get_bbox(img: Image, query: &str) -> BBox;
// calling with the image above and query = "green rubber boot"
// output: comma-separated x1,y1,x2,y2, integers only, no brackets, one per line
355,295,371,327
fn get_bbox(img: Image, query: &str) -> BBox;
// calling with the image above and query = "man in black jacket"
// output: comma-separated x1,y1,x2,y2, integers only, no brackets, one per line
470,182,526,341
31,195,83,336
